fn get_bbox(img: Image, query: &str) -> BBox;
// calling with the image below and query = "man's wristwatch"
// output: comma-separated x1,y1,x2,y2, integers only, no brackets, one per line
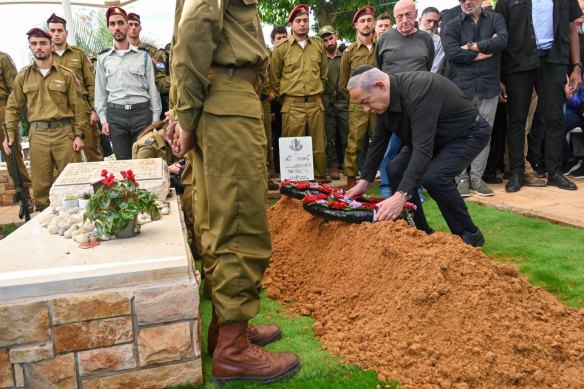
398,190,412,200
573,62,583,69
75,133,85,140
466,41,474,50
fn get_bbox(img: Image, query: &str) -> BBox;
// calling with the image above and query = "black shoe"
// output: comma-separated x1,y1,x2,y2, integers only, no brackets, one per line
570,164,584,179
531,162,546,176
460,228,485,247
547,173,577,190
505,175,523,193
482,173,502,184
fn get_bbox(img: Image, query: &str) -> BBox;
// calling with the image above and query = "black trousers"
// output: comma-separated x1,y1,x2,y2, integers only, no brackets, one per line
504,60,567,175
388,119,491,235
106,105,152,160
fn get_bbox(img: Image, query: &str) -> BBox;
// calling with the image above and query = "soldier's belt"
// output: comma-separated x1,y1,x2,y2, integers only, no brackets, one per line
208,66,259,87
30,119,72,129
284,95,317,103
107,102,150,111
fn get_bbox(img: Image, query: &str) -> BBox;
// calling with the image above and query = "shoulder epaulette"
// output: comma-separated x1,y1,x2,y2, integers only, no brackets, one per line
18,64,33,75
311,35,323,43
137,46,149,52
99,47,111,55
70,45,84,52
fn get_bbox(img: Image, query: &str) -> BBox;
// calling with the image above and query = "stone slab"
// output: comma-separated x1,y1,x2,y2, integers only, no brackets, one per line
0,192,193,301
0,349,13,388
138,321,192,366
51,291,131,325
0,301,50,347
134,282,199,325
14,364,23,387
78,343,136,376
82,359,203,389
9,342,54,363
25,353,77,389
49,158,170,206
54,316,133,352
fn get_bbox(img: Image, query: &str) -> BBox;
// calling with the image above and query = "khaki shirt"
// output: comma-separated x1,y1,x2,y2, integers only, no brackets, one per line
172,0,269,132
167,0,184,120
5,62,84,139
132,128,172,163
339,39,376,100
323,51,343,99
0,51,17,102
140,41,169,95
270,35,328,97
52,44,95,110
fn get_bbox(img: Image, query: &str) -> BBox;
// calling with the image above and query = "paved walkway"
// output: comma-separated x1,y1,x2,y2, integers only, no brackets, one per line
2,176,583,229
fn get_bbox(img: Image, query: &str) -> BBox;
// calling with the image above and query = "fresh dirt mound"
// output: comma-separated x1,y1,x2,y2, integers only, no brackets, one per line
264,197,584,389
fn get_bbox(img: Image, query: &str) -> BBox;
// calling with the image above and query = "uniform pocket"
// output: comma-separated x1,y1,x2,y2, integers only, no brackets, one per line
48,81,67,104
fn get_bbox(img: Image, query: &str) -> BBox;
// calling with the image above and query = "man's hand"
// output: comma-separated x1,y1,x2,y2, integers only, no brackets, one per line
73,137,84,151
473,53,493,61
168,162,182,174
101,122,110,136
174,126,195,157
373,192,408,222
568,68,582,96
344,179,369,199
267,92,277,103
89,111,99,126
499,81,508,103
166,119,177,144
2,138,12,155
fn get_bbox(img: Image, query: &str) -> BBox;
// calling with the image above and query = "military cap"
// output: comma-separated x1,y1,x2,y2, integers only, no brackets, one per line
127,12,141,23
287,4,309,24
318,25,336,37
47,13,67,26
353,6,375,24
26,28,52,40
106,6,127,23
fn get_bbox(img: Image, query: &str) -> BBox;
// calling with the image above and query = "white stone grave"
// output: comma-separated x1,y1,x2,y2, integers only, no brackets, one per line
279,136,314,181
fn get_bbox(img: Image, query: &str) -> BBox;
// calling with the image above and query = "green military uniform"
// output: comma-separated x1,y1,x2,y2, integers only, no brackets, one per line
173,0,270,324
339,39,376,177
139,41,169,98
322,50,349,172
52,44,103,162
0,51,32,189
270,35,329,182
131,128,172,163
260,63,274,174
5,62,84,210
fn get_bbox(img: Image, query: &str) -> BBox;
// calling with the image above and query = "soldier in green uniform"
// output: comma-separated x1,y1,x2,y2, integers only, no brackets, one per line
172,0,300,384
127,12,168,120
3,28,84,211
270,4,329,182
260,62,279,190
0,50,34,210
47,13,103,162
340,6,377,189
131,120,173,162
319,25,348,181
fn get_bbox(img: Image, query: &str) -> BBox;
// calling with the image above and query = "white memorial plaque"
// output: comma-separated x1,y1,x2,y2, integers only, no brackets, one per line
279,136,314,181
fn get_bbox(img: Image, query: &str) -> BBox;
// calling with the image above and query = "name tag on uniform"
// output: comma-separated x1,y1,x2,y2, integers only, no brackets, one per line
145,139,153,145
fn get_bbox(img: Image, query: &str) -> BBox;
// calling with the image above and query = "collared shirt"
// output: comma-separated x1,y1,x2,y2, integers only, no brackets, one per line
132,128,172,163
52,44,95,109
361,72,478,195
270,35,328,97
339,38,376,100
95,45,162,124
0,51,17,102
429,33,445,74
5,62,85,139
532,0,554,49
323,50,343,99
442,11,508,99
495,0,582,74
374,29,435,74
172,0,269,131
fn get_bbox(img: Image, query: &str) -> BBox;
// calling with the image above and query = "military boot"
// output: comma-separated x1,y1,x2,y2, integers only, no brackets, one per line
347,176,357,189
208,306,282,356
24,187,35,214
328,166,341,181
212,322,300,386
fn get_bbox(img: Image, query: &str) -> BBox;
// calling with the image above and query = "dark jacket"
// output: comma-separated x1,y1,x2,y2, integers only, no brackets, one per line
495,0,582,75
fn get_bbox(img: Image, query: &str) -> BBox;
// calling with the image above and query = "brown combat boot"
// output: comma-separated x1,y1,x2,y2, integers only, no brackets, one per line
212,322,300,386
347,176,357,189
329,166,341,180
267,179,280,191
208,306,282,356
24,187,35,214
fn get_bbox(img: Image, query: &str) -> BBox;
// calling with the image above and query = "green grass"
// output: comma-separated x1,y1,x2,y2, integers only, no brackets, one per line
1,222,18,237
187,189,584,388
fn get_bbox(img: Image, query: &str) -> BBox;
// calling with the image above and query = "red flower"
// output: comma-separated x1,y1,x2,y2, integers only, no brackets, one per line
103,173,115,188
404,202,417,211
296,182,310,190
120,170,127,179
361,202,378,210
101,169,108,177
331,201,348,209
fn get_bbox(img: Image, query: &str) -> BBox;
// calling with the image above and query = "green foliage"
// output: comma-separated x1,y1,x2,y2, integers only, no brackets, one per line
80,192,92,200
259,0,397,41
65,195,78,201
84,170,160,237
1,223,18,237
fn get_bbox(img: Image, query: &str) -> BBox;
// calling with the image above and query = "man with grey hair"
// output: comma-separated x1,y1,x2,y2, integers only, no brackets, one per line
419,6,445,74
345,65,490,247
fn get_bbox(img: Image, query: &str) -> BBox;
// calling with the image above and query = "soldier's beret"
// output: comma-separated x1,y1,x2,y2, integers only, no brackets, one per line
353,6,375,24
287,4,309,24
318,25,336,37
106,6,127,23
47,13,67,26
127,13,141,23
26,28,52,40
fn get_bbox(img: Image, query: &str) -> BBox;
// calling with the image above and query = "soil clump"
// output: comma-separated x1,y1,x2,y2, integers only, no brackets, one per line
264,197,584,388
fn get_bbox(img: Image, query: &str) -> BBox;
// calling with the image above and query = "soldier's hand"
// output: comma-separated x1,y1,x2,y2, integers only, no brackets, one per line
166,119,177,144
102,122,110,136
73,137,84,151
176,128,194,157
90,111,99,126
2,138,12,155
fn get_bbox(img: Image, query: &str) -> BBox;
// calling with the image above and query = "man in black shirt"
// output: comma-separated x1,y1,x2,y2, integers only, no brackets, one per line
345,65,490,247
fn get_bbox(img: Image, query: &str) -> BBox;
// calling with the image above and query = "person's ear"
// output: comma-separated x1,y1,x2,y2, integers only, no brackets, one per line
373,80,386,91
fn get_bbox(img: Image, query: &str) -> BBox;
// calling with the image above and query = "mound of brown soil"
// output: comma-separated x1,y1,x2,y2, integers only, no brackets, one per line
264,197,584,389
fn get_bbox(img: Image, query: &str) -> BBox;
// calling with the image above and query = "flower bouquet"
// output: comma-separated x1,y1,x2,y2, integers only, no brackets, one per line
84,169,160,239
279,179,332,199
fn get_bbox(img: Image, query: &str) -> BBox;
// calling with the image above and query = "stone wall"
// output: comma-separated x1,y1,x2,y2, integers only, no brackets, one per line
0,165,31,207
0,279,203,388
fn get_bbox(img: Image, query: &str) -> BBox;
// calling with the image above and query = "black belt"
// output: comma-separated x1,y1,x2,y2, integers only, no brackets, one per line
30,119,72,129
107,102,150,110
285,95,317,103
536,49,550,57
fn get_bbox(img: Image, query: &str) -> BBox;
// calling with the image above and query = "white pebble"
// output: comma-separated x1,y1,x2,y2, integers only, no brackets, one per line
47,224,59,234
74,234,89,243
160,207,170,215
